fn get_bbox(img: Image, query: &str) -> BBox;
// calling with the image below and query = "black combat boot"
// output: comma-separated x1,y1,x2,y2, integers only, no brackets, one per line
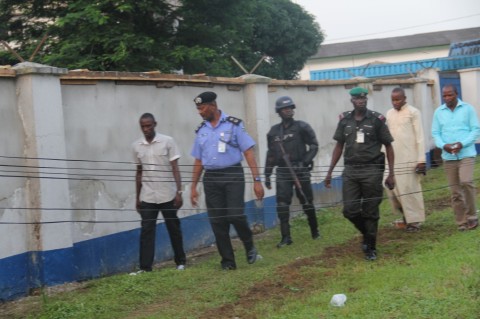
277,236,293,248
364,235,377,261
364,218,378,261
348,216,367,252
277,222,293,248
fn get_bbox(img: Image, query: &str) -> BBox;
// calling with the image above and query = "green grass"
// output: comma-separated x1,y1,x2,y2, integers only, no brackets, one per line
3,163,480,319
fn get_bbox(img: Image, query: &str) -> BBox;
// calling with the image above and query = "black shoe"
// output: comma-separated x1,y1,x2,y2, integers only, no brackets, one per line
276,236,293,248
247,247,258,264
222,264,237,271
312,231,321,240
364,249,377,261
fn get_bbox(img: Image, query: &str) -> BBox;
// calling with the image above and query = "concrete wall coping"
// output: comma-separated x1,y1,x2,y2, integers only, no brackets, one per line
60,70,249,85
12,62,68,75
0,67,16,77
57,70,432,88
240,74,272,84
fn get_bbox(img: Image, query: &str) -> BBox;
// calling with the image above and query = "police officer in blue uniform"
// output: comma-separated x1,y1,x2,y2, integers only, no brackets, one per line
325,87,395,261
190,91,265,270
264,96,320,248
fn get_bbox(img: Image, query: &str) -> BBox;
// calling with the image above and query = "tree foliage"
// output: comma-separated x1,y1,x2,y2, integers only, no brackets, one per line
0,0,323,79
251,0,323,79
0,0,177,71
174,0,323,79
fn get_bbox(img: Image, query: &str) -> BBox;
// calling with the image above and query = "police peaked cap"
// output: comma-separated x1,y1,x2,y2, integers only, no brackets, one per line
275,96,296,112
349,87,369,97
194,91,217,104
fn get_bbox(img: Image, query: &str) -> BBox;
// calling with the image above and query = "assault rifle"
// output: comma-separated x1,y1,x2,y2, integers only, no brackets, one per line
275,137,307,202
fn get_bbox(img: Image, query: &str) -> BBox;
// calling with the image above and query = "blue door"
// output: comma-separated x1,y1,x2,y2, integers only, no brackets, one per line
439,73,462,99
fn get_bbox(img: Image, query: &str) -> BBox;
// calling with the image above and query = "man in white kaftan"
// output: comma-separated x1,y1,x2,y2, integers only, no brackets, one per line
385,88,426,231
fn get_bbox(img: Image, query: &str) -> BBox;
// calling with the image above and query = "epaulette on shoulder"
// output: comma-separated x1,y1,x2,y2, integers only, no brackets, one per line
225,116,242,125
338,111,351,120
226,116,242,125
371,111,386,122
195,121,206,133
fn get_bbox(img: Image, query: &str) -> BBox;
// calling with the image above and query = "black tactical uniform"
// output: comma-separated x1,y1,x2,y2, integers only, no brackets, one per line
333,109,393,256
265,102,320,246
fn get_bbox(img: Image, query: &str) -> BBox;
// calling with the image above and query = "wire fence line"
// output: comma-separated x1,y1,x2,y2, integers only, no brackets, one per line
0,154,470,182
0,176,469,225
0,154,475,225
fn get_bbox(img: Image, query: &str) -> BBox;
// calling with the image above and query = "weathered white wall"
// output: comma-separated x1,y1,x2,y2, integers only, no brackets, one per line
0,76,29,259
3,64,475,301
14,63,74,255
45,75,439,244
61,79,256,243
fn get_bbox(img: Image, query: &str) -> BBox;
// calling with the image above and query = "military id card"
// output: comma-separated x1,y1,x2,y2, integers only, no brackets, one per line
356,129,365,143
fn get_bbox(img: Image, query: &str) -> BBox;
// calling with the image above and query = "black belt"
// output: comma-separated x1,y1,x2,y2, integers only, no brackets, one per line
205,163,241,172
345,154,385,166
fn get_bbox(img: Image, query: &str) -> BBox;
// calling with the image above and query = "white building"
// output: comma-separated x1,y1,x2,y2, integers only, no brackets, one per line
299,27,480,80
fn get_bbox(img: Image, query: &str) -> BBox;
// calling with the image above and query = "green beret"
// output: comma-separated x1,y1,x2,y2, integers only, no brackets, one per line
194,91,217,104
349,87,368,97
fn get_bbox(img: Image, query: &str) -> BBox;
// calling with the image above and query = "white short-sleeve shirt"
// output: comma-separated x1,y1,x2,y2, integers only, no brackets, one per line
132,133,181,204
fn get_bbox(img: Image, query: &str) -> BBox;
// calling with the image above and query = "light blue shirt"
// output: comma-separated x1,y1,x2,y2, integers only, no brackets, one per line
432,99,480,160
191,111,255,170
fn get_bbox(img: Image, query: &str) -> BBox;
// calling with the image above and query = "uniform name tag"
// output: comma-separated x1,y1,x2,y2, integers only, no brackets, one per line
356,130,365,143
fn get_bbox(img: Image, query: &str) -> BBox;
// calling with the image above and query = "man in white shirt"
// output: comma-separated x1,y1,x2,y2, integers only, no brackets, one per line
385,87,426,232
132,113,186,273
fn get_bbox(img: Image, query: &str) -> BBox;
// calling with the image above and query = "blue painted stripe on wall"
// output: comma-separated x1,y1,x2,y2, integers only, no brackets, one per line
0,249,77,301
0,211,216,301
0,181,344,301
0,253,29,301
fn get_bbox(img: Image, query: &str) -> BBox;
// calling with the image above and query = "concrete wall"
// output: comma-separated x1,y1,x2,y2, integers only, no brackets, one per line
0,63,477,301
0,73,30,273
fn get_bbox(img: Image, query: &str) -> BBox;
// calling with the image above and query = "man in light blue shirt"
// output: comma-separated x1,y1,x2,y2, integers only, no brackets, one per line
432,84,480,231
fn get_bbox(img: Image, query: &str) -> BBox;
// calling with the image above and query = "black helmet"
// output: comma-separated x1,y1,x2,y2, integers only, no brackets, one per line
275,96,295,112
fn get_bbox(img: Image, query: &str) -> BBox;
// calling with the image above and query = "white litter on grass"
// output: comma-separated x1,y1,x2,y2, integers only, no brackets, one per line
330,294,347,307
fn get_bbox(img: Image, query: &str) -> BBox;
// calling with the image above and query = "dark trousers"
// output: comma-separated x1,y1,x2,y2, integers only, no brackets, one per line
342,164,384,249
276,168,318,237
138,200,186,271
203,164,254,267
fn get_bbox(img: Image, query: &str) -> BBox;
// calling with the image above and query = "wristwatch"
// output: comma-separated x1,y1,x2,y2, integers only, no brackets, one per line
254,176,261,182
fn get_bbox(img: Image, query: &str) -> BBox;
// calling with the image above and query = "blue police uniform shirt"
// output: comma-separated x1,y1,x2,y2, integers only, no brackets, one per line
191,111,256,170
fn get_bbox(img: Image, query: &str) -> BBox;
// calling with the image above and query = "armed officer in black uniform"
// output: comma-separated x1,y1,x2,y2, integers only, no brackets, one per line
325,87,395,261
265,96,320,248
